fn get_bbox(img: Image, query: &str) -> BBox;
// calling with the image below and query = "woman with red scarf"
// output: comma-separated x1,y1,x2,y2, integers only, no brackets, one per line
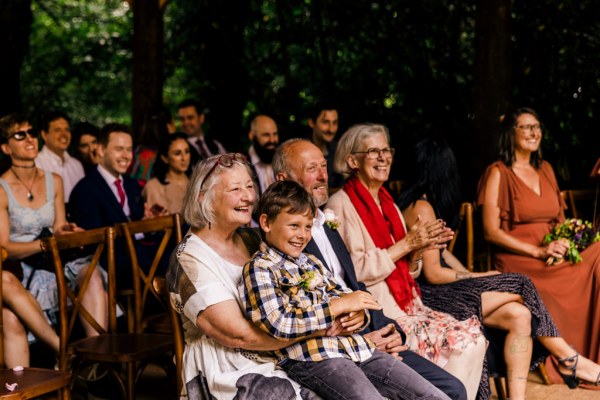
327,124,486,400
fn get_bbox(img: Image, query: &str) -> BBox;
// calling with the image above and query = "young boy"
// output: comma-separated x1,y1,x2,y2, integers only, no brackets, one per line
239,180,451,400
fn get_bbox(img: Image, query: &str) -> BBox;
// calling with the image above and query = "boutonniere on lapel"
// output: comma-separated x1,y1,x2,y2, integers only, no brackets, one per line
323,209,341,230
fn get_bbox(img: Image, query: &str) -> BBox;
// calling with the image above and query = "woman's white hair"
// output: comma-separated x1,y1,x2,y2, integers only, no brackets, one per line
334,123,390,176
182,154,257,229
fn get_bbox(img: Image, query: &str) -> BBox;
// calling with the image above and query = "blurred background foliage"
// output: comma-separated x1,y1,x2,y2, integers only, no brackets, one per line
9,0,600,191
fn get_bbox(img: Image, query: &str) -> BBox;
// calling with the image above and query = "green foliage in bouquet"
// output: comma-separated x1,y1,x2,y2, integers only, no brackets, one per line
543,218,600,265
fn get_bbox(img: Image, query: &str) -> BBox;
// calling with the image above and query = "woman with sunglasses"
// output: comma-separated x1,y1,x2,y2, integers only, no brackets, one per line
0,113,108,346
167,153,328,399
478,107,600,387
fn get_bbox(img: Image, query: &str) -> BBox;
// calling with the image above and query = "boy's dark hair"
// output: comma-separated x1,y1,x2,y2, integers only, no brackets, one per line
98,122,132,147
257,180,316,225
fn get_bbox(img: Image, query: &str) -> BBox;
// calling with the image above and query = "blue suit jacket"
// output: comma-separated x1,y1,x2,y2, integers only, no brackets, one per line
69,167,144,229
304,224,406,342
69,167,146,289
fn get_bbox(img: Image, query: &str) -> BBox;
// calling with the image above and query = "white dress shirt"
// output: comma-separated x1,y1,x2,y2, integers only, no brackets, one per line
248,145,275,194
311,209,346,287
35,146,84,202
96,164,131,217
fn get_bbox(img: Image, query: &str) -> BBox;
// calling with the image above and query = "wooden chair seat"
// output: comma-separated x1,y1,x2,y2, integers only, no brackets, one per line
0,246,71,400
0,368,71,398
72,333,172,363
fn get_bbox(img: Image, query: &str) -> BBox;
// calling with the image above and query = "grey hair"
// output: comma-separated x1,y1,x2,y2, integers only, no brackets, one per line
182,154,257,229
272,138,311,177
334,123,390,176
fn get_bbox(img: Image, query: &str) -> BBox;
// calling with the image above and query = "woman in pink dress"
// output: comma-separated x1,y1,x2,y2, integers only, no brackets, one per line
477,106,600,388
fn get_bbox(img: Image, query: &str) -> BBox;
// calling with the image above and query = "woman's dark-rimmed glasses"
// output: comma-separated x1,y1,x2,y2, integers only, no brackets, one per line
200,153,247,190
352,147,395,160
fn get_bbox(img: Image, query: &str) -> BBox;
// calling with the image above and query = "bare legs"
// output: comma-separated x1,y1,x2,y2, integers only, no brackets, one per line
1,271,60,367
2,308,30,368
482,292,532,400
76,265,108,336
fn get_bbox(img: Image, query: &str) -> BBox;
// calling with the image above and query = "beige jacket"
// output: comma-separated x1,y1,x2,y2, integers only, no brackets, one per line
326,189,422,320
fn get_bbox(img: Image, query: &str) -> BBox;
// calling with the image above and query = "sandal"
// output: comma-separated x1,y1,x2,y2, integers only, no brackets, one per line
556,352,600,389
556,352,580,389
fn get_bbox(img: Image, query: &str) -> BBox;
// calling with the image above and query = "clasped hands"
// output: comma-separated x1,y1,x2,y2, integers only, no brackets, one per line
407,216,454,253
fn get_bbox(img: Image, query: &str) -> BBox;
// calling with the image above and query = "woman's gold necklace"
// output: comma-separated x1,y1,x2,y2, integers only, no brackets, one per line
11,167,37,201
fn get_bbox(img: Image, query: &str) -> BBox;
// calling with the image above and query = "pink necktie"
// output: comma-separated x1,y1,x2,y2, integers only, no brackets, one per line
114,179,126,208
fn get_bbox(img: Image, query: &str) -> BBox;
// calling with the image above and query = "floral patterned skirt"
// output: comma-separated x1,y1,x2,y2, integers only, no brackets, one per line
395,297,483,367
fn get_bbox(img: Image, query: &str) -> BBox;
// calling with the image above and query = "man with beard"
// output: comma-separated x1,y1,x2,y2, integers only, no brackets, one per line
247,114,279,195
308,100,345,188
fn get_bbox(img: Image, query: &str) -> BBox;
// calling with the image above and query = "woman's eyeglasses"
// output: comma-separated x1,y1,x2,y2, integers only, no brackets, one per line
8,129,38,141
352,147,395,160
516,124,543,133
200,153,247,189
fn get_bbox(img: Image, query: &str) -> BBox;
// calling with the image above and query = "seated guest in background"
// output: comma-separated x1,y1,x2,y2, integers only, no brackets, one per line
177,99,226,165
247,114,278,195
2,269,61,368
327,124,486,400
0,112,107,338
478,107,600,387
129,111,171,186
69,123,166,289
307,100,344,188
167,154,320,399
142,132,191,215
273,138,467,400
70,121,100,174
240,180,453,400
35,110,84,203
400,138,600,399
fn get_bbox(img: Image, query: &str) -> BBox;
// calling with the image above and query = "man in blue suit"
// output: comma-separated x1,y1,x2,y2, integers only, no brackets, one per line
69,123,158,289
272,138,467,400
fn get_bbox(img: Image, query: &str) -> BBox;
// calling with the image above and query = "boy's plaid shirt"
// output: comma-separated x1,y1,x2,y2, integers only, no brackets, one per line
240,241,374,364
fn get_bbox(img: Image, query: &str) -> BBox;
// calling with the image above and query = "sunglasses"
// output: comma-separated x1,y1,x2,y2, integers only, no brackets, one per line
200,153,248,190
8,129,38,141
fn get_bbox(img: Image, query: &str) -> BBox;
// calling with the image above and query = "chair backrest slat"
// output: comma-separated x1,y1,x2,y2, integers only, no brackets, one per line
117,214,182,333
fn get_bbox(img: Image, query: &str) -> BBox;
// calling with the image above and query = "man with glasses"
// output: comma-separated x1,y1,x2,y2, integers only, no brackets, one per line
35,111,84,203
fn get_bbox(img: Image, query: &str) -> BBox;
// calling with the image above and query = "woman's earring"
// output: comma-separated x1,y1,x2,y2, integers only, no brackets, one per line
208,221,212,230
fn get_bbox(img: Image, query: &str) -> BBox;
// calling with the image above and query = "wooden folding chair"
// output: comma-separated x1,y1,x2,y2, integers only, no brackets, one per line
43,227,173,400
561,189,598,222
448,202,475,271
152,276,185,397
117,213,183,334
0,247,71,399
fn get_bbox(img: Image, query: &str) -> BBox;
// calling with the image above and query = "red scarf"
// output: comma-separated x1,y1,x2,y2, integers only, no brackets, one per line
343,176,420,311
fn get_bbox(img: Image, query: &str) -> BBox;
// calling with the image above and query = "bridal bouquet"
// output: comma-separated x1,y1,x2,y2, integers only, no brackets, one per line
543,218,600,265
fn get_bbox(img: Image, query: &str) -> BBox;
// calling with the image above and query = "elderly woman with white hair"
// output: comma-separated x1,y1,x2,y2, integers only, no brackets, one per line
326,124,487,400
166,153,332,400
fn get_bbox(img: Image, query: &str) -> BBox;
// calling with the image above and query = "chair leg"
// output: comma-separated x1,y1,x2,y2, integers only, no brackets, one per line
538,362,552,385
494,376,508,400
127,362,136,400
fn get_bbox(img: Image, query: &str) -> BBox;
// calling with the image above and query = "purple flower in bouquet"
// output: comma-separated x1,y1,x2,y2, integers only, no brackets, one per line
543,218,600,265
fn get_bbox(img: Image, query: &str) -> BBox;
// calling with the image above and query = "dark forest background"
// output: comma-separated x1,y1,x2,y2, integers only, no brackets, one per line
1,0,598,199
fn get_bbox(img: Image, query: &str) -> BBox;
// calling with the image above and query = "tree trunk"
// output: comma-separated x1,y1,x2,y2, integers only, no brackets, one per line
132,0,164,142
470,0,512,193
0,0,32,117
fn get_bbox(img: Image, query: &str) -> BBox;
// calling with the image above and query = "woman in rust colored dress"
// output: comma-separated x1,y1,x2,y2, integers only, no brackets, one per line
477,107,600,388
